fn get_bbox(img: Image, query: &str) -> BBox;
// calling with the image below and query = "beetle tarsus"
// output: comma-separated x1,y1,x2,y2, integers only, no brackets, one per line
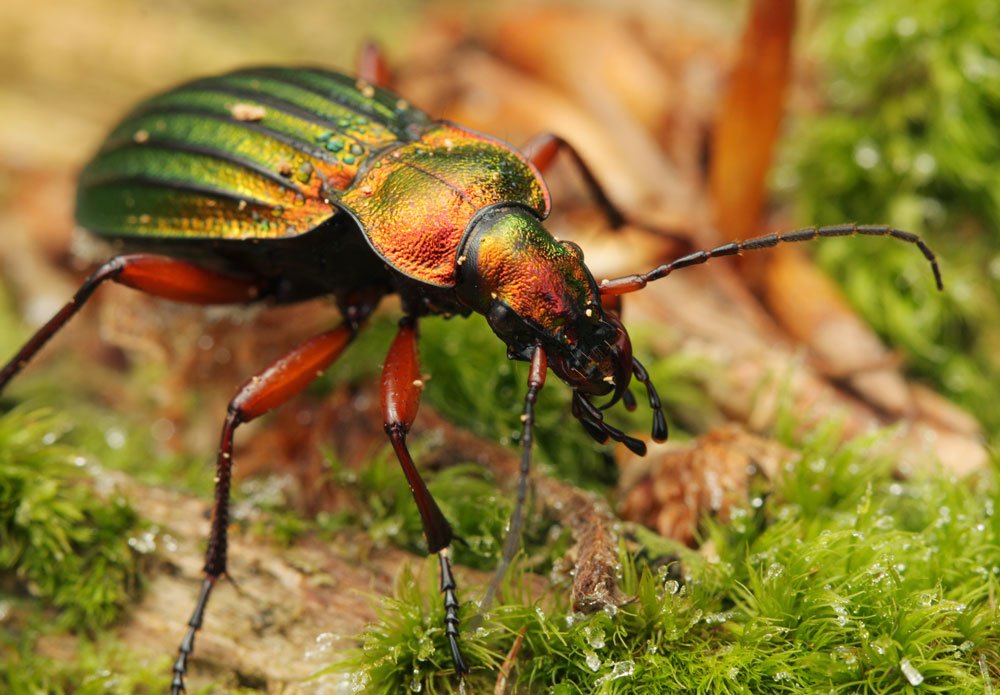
178,323,358,685
438,550,468,674
172,576,216,694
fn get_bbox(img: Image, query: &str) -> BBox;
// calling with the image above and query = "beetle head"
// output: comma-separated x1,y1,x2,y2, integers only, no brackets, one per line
456,204,633,403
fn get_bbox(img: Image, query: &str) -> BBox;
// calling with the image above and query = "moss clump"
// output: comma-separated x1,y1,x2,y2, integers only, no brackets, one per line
0,638,172,694
0,407,145,631
0,407,159,692
334,423,1000,693
778,0,1000,439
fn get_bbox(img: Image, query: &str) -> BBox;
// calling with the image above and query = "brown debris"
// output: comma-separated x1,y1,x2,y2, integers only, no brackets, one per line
761,246,916,418
619,425,797,545
494,625,528,695
710,0,796,243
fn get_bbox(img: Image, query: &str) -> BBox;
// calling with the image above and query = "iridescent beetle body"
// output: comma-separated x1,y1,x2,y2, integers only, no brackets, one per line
79,68,544,305
0,64,942,691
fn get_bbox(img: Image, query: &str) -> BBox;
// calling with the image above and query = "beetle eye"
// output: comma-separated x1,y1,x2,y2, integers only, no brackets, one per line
561,240,585,261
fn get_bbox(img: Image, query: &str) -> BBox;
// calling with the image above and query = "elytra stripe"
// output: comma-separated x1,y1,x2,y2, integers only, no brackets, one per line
79,173,283,210
77,177,335,240
105,106,347,165
229,67,402,123
188,72,407,140
91,139,305,194
130,84,398,145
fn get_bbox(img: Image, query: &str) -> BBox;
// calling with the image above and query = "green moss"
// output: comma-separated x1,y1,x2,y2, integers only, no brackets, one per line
332,423,1000,693
778,0,1000,439
0,407,160,692
0,637,173,694
0,407,145,631
0,640,177,695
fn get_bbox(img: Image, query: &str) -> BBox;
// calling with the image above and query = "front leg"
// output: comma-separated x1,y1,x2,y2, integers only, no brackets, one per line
380,316,467,673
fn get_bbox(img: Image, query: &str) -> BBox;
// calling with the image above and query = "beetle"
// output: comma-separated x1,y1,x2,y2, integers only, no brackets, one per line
0,56,942,691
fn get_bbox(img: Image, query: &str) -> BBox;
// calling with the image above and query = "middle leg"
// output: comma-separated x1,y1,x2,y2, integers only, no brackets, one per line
524,132,691,243
172,321,358,694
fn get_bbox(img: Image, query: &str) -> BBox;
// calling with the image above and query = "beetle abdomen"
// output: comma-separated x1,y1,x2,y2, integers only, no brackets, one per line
76,67,431,242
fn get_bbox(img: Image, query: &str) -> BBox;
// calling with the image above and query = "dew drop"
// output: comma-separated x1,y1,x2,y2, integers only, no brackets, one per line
105,427,126,450
854,142,880,169
150,418,175,443
900,658,924,686
127,531,156,554
896,16,918,37
586,626,606,649
595,660,635,685
160,533,179,553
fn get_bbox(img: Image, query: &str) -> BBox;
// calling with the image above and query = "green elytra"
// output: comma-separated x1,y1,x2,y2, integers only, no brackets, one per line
76,66,552,290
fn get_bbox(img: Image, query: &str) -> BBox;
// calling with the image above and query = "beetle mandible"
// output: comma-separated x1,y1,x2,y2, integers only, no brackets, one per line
0,51,943,691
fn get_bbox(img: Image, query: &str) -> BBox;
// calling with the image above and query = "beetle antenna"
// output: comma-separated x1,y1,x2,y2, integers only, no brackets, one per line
632,358,668,442
598,224,943,296
480,346,547,614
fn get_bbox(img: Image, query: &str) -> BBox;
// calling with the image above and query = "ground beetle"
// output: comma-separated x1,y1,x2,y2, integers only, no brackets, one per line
0,49,942,691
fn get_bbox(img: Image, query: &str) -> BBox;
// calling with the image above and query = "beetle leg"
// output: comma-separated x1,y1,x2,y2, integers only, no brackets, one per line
479,346,547,615
0,254,264,393
357,40,394,89
525,133,692,243
380,317,468,673
523,132,626,230
172,324,356,694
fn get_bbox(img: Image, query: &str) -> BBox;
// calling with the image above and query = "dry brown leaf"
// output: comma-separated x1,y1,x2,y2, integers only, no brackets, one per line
762,246,914,417
710,0,796,242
